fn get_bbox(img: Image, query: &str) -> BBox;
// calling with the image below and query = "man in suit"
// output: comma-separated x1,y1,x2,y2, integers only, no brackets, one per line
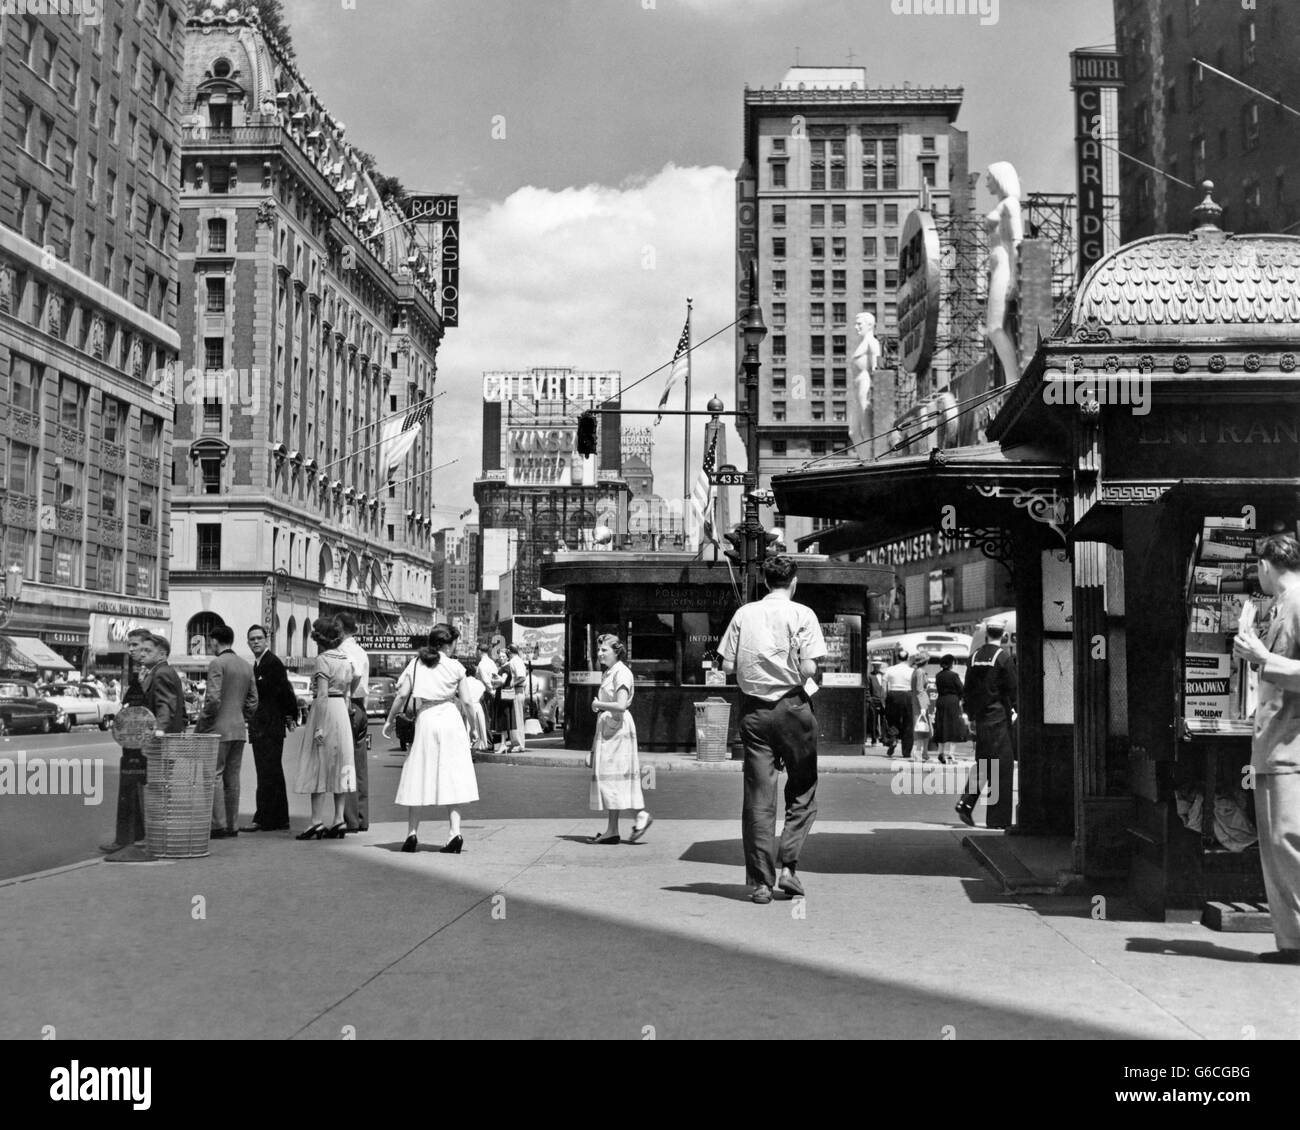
865,662,887,746
197,624,259,839
956,617,1018,829
102,631,189,862
336,612,371,832
241,623,298,832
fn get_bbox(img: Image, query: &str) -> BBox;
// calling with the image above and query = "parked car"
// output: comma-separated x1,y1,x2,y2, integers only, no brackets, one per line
365,676,398,719
287,675,313,723
40,683,118,731
0,681,67,736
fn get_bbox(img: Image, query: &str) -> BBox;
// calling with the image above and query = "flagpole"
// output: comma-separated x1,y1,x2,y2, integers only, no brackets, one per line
683,297,692,537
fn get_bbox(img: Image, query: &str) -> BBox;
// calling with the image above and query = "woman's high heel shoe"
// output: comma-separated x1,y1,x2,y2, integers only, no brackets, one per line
296,824,326,840
323,823,347,839
438,835,463,854
400,834,418,853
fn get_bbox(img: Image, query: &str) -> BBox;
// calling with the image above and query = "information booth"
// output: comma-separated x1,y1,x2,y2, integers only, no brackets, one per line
540,553,892,752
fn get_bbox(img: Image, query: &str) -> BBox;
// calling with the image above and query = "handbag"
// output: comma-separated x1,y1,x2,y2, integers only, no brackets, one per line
392,660,417,722
914,711,932,737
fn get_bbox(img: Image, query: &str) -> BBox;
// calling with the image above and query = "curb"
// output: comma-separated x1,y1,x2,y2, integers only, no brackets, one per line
961,834,1064,895
470,751,915,775
0,856,102,890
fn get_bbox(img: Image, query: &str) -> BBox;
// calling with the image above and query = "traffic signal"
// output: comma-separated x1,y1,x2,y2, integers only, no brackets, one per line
576,411,598,457
760,528,783,563
722,526,745,566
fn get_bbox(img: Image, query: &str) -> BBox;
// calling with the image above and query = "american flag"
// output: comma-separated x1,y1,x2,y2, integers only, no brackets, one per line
690,426,720,545
380,398,431,470
654,307,691,427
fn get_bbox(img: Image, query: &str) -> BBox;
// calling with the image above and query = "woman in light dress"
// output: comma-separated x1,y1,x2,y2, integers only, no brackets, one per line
384,624,479,854
293,618,356,840
504,645,529,753
586,635,651,845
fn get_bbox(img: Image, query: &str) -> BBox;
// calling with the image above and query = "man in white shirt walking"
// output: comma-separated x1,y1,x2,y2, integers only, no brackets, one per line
718,556,827,905
882,651,916,758
336,612,371,832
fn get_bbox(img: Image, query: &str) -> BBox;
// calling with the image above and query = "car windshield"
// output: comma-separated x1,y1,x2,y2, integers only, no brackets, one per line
368,679,396,694
0,683,28,696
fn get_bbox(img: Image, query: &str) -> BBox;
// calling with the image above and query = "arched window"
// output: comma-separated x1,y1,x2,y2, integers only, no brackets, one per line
568,510,596,547
318,544,334,586
286,616,297,657
186,612,225,656
302,618,311,656
534,510,560,552
346,553,361,592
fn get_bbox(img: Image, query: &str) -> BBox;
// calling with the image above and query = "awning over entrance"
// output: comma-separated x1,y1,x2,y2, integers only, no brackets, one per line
774,444,1069,548
0,636,75,672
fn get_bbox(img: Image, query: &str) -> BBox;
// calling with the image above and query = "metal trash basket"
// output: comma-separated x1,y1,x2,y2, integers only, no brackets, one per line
142,734,221,858
694,697,732,762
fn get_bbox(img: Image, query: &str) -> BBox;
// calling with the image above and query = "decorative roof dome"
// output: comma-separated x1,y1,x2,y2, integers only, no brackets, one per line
1069,182,1300,340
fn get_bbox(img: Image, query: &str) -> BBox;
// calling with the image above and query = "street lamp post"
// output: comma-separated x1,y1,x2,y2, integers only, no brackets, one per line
740,259,768,603
0,564,24,629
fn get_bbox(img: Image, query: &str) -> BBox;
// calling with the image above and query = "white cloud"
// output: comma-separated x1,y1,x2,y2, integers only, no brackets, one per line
431,164,745,523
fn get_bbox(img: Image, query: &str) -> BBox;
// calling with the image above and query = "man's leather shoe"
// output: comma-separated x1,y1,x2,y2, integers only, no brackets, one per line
1258,949,1300,964
98,841,124,853
210,828,238,839
239,824,264,832
777,872,805,898
751,884,773,904
954,803,975,827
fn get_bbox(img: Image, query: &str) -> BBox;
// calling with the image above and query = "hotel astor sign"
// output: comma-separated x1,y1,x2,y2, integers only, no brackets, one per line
897,209,941,376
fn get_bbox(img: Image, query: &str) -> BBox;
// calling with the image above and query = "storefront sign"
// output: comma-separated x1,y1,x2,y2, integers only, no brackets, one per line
400,196,460,329
354,634,425,652
622,427,653,461
1108,406,1300,480
512,620,565,664
822,672,862,688
862,531,943,567
43,631,88,646
1070,51,1124,280
482,371,620,404
506,426,590,486
569,670,602,685
262,577,275,633
897,209,941,375
92,600,168,620
645,585,736,611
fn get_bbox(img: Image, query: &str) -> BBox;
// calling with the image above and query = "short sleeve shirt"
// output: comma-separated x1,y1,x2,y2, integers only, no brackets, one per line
718,591,827,701
1254,586,1300,776
338,637,370,699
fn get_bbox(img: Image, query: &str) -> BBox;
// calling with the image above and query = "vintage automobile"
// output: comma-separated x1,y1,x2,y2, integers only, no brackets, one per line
287,674,313,723
0,681,67,736
365,676,398,719
40,682,119,731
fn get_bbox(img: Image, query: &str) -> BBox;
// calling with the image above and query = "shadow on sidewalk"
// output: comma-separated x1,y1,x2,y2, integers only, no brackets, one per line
1124,937,1265,962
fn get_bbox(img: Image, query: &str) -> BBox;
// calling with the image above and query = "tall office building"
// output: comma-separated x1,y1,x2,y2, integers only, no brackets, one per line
737,67,967,546
0,3,185,678
168,5,447,667
1113,0,1300,238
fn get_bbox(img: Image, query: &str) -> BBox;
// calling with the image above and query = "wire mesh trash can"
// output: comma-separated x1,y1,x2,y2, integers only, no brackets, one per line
142,734,221,858
694,697,732,762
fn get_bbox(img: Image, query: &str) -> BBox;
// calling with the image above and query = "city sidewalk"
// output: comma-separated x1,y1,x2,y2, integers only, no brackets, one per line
3,810,1295,1040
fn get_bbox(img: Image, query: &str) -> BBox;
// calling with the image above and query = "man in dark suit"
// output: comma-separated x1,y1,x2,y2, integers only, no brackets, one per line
141,633,189,737
197,624,259,839
100,628,156,857
866,662,887,746
242,623,297,832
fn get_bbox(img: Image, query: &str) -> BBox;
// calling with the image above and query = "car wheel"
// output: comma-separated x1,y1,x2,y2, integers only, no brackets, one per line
38,717,52,734
100,715,114,731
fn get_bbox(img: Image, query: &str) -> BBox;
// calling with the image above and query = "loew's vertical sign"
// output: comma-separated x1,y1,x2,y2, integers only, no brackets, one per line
401,194,460,328
1070,51,1124,281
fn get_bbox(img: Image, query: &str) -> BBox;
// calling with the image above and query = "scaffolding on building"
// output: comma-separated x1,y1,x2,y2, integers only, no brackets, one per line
1024,192,1080,332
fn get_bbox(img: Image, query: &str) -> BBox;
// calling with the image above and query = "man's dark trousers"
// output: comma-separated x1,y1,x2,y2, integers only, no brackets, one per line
114,748,147,845
739,690,818,889
344,699,368,831
249,725,290,829
961,703,1015,828
884,690,914,755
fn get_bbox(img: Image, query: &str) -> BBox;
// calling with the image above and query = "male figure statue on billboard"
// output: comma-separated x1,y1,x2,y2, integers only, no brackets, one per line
984,161,1024,385
848,311,882,461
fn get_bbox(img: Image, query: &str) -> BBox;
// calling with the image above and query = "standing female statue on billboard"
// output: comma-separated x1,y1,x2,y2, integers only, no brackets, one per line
984,161,1024,384
848,310,882,461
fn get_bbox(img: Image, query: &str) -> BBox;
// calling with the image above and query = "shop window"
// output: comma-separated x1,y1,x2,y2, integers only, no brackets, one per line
96,546,123,593
680,612,734,685
47,536,82,586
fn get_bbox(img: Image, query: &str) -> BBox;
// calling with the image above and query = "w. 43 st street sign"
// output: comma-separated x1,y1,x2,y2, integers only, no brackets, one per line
712,465,756,487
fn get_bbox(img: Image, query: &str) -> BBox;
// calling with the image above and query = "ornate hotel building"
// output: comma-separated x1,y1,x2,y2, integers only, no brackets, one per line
168,5,446,665
0,2,185,678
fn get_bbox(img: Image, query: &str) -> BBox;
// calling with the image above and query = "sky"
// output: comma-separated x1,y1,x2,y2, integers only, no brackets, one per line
277,0,1116,525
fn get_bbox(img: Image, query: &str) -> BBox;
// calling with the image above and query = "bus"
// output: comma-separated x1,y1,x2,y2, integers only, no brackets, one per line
866,631,974,686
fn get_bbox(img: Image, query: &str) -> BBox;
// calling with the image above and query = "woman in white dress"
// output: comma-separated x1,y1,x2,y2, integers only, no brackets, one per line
983,161,1024,384
293,618,356,840
586,635,651,845
384,624,478,854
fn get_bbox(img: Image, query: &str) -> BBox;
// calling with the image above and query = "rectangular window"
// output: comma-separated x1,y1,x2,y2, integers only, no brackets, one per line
832,270,846,292
881,139,898,190
771,439,787,455
832,203,846,226
811,439,828,456
771,236,786,258
771,403,786,423
811,269,824,291
884,204,899,225
206,277,226,312
862,203,877,226
885,237,899,258
204,337,224,370
11,356,41,415
832,401,847,422
7,442,39,495
864,236,878,258
921,135,936,151
83,228,95,274
832,303,846,325
810,303,825,326
54,456,84,507
59,375,86,430
772,204,786,225
48,536,83,587
812,335,825,357
771,301,786,323
772,334,786,357
921,161,937,186
102,397,127,443
863,268,878,293
770,162,786,189
210,165,230,193
197,524,222,570
832,368,847,388
66,139,78,187
810,204,825,226
832,236,846,259
771,368,786,389
136,555,157,598
811,404,825,422
832,334,847,356
811,368,825,389
1240,18,1256,67
106,171,117,216
100,471,123,518
89,79,100,127
207,218,228,252
96,546,123,593
86,155,98,201
1242,101,1260,150
108,97,119,142
885,268,899,289
201,458,222,494
202,398,223,433
140,414,162,459
811,237,825,258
